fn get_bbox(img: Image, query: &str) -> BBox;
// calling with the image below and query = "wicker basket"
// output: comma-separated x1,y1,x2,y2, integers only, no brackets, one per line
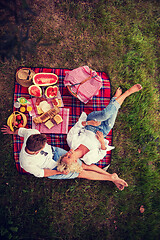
16,68,35,87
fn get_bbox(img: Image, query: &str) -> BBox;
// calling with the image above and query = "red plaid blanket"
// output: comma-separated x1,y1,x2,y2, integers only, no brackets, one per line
13,67,112,174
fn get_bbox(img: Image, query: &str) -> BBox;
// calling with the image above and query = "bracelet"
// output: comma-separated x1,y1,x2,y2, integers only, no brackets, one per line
86,121,88,126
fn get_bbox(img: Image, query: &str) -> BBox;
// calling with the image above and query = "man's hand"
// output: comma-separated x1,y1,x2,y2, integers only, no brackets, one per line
1,125,16,135
96,131,106,150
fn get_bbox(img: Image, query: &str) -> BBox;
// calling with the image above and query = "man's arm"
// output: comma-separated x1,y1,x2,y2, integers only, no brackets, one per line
43,168,68,177
1,125,19,135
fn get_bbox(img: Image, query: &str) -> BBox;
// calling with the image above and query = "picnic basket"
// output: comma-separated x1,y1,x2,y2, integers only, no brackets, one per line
64,66,102,103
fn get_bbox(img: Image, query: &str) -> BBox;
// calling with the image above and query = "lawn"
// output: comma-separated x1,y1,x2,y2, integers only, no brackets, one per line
0,0,160,239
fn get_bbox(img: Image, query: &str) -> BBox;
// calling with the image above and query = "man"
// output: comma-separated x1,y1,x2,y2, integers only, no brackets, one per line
1,84,142,190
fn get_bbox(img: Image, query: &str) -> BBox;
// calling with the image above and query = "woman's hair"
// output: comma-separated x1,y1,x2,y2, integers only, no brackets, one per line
26,134,47,152
57,155,83,173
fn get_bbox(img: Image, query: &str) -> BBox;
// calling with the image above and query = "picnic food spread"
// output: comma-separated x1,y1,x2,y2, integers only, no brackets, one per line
33,99,63,129
8,69,64,132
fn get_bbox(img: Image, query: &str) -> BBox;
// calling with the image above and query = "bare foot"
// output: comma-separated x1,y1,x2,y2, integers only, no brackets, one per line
112,173,128,191
115,84,143,105
114,87,122,98
127,84,142,95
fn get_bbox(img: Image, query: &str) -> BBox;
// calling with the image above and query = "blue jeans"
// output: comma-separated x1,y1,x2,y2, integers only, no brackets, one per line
85,97,120,137
48,147,82,179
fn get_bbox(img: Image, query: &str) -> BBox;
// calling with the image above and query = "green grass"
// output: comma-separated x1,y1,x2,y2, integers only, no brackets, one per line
0,0,160,239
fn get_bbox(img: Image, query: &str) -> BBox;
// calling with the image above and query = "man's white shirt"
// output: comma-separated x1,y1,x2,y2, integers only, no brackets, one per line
18,128,57,177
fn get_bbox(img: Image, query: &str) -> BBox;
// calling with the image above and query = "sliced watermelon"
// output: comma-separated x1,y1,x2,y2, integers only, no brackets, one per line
45,86,58,98
28,85,42,97
33,73,58,86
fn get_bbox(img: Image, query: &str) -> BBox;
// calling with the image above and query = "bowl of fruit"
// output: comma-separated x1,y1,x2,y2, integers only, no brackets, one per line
7,111,27,132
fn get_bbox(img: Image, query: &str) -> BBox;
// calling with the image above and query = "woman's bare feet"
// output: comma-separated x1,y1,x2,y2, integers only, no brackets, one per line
127,84,142,95
114,87,122,98
111,173,128,190
116,84,142,106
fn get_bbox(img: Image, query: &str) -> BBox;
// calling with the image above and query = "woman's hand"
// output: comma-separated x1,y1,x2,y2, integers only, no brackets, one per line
1,125,14,135
96,131,104,142
96,131,106,150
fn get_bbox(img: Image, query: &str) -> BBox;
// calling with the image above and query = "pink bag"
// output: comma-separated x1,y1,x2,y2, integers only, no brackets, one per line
64,66,102,103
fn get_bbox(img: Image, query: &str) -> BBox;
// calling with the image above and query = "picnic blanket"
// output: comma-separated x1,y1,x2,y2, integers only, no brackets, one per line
13,67,112,174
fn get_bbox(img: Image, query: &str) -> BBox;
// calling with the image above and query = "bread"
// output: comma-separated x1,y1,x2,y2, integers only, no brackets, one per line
53,114,63,124
36,106,44,115
33,106,60,124
44,120,54,129
39,101,51,112
38,112,50,123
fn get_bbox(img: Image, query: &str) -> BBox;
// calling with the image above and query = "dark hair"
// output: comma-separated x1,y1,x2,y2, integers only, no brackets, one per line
26,134,47,152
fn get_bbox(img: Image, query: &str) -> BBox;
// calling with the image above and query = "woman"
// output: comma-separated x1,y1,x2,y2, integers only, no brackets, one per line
63,84,142,165
56,84,142,190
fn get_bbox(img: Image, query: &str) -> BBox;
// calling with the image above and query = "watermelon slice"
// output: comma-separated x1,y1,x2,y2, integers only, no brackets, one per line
28,85,42,97
45,86,58,98
33,73,58,86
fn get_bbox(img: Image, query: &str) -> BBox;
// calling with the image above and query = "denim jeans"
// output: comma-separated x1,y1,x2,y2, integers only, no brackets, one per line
47,146,82,179
85,97,120,137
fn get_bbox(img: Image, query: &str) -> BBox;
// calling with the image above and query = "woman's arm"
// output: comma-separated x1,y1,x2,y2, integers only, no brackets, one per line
95,131,106,150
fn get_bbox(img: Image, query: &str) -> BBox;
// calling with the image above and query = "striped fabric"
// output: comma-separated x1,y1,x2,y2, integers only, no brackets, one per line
13,67,112,174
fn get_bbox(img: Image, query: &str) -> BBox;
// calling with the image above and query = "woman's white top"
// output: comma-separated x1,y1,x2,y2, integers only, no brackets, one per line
67,112,114,165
